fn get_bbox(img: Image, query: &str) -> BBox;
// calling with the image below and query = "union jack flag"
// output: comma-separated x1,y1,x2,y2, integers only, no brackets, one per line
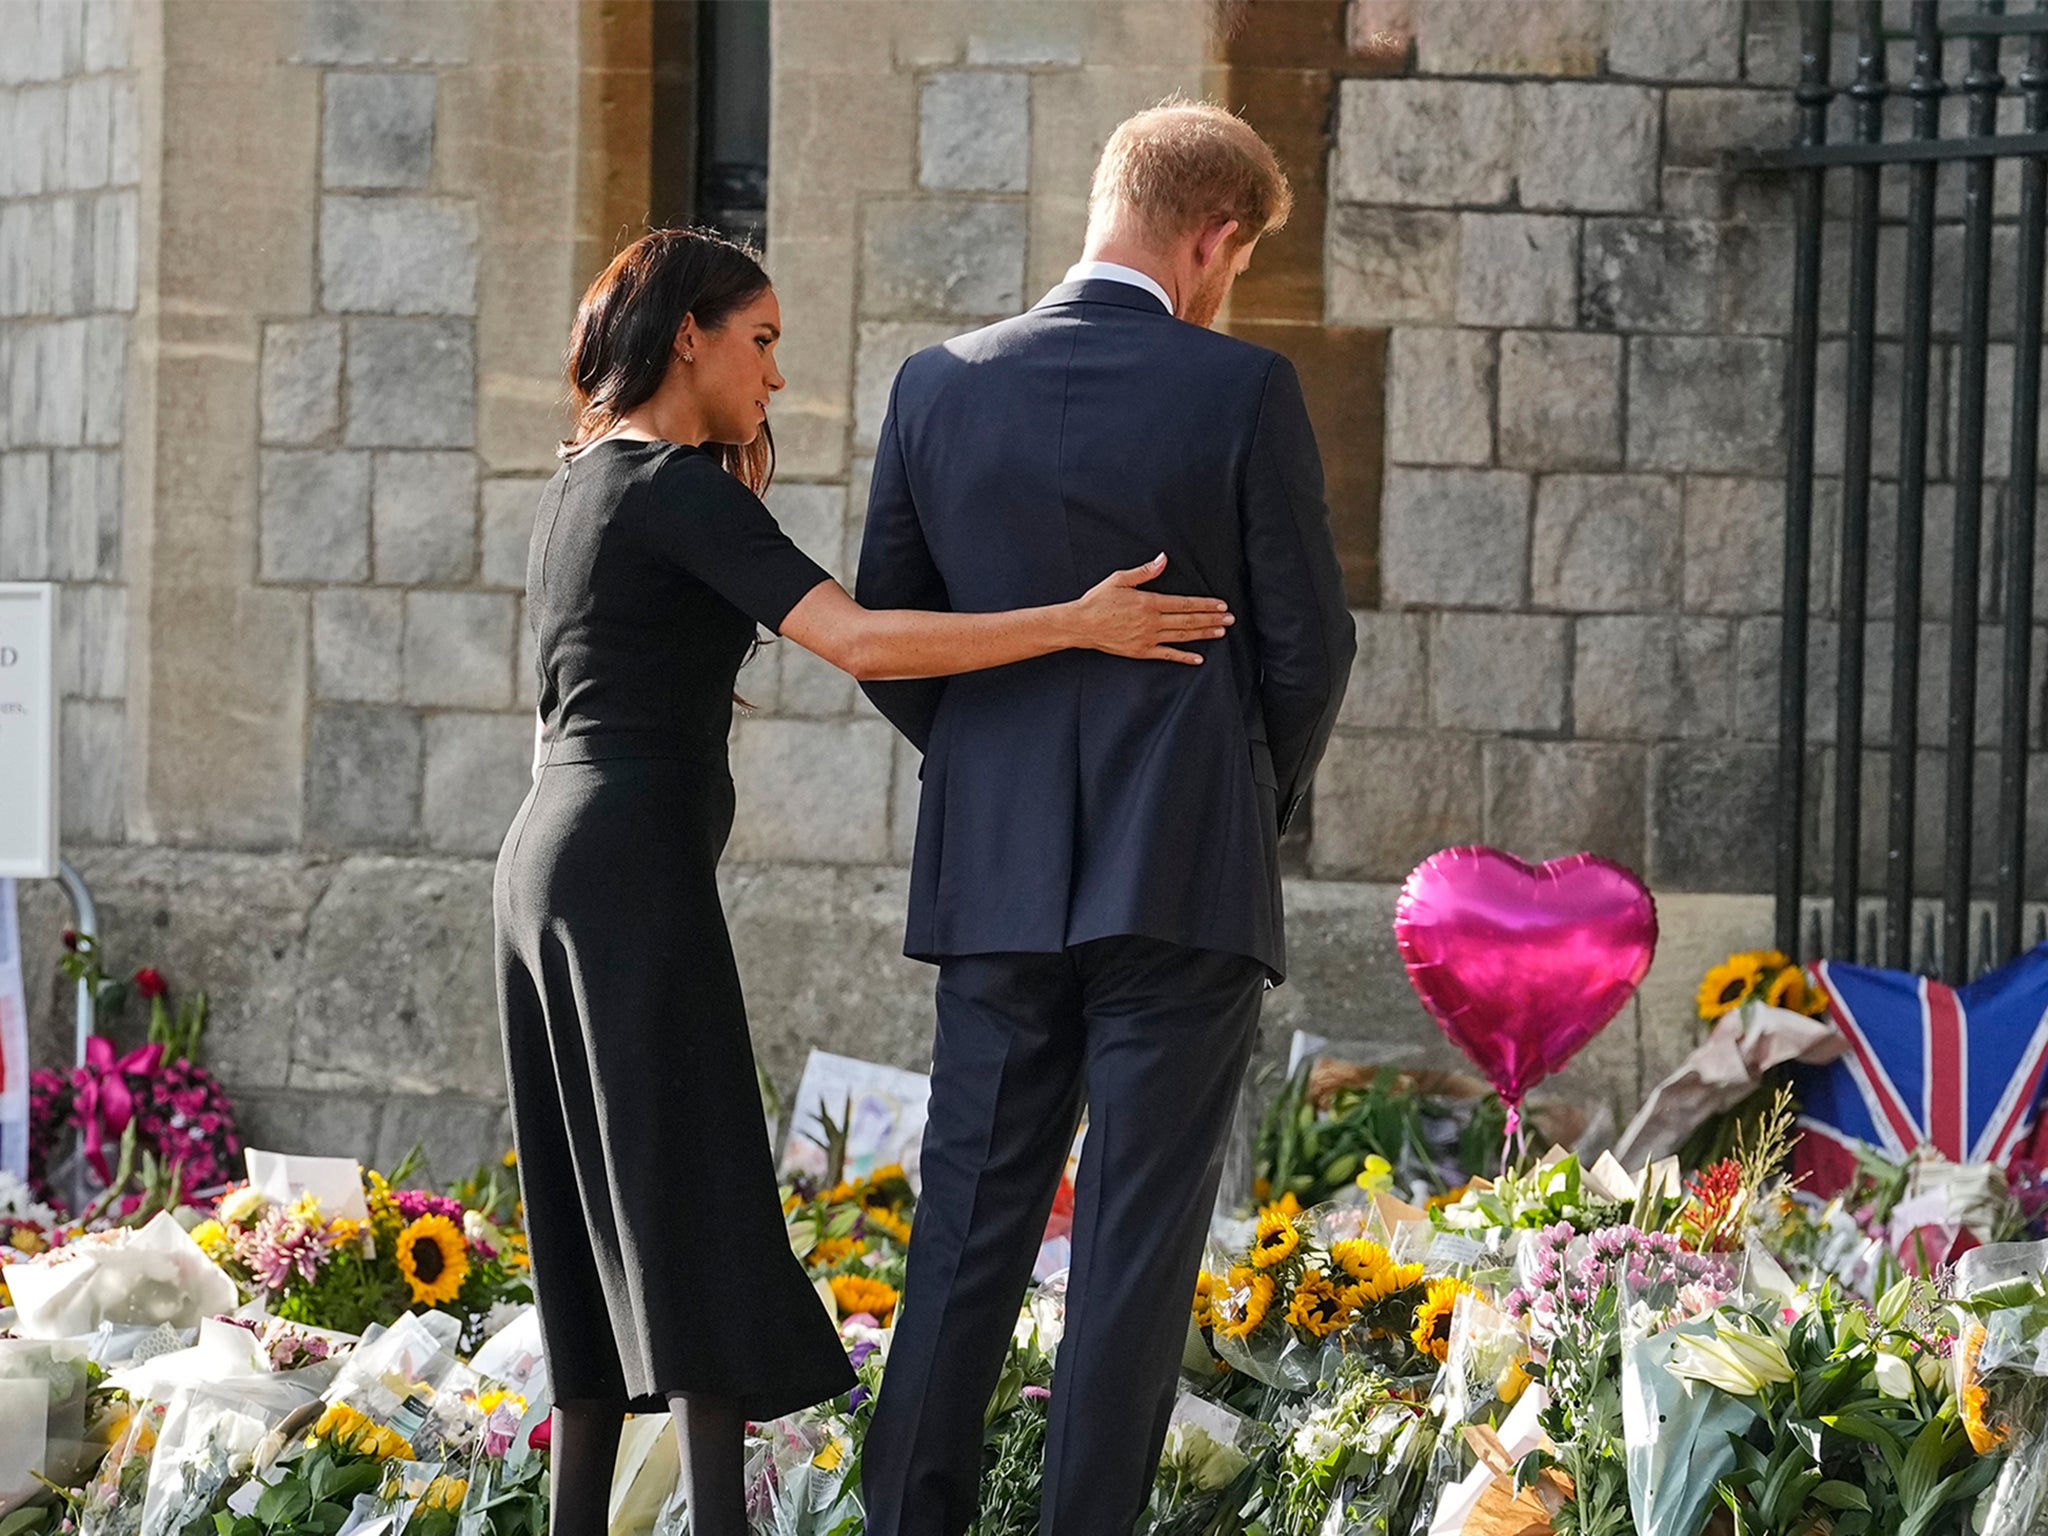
1791,945,2048,1195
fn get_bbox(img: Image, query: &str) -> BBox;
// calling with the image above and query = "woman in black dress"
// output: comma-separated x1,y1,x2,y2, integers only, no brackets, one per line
494,228,1232,1536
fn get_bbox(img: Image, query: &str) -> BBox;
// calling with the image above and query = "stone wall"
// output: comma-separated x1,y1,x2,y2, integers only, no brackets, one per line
0,0,137,843
3,0,1851,1182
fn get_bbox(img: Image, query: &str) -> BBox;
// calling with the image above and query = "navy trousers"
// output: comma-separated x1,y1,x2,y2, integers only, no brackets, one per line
860,936,1267,1536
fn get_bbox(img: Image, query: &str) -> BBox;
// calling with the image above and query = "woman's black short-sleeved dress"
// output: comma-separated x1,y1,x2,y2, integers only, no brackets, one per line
493,437,855,1418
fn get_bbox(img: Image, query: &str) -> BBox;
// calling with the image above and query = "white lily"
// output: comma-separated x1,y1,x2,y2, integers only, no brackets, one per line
1668,1323,1795,1396
1873,1350,1914,1399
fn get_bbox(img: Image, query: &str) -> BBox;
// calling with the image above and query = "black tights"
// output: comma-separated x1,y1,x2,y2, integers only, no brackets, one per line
548,1396,748,1536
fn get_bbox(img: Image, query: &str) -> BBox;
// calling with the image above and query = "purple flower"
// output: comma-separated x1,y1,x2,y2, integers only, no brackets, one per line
848,1340,878,1369
1021,1386,1052,1402
393,1190,465,1222
236,1205,334,1290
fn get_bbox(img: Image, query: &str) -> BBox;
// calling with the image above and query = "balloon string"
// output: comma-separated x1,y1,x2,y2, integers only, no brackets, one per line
1501,1100,1524,1177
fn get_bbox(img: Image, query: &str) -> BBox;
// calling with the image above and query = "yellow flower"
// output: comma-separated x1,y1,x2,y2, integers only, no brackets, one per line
314,1403,411,1460
395,1213,469,1306
1259,1191,1302,1220
327,1216,366,1251
1355,1155,1394,1194
218,1185,267,1227
8,1227,48,1255
1285,1269,1353,1339
501,1149,518,1168
189,1219,232,1261
1250,1210,1301,1270
1764,967,1810,1013
1252,1177,1272,1203
807,1236,866,1269
1411,1276,1475,1363
866,1208,913,1244
829,1274,899,1322
1697,953,1766,1021
813,1435,847,1472
290,1192,324,1224
1212,1265,1275,1340
1498,1356,1533,1403
475,1388,527,1417
1191,1271,1218,1329
424,1477,469,1511
1960,1323,2006,1453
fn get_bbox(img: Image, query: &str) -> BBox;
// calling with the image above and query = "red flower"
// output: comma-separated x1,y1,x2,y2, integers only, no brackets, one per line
133,968,167,999
61,929,79,951
528,1416,553,1451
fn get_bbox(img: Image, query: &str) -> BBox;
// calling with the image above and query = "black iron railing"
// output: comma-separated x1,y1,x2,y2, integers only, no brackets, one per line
1763,0,2048,980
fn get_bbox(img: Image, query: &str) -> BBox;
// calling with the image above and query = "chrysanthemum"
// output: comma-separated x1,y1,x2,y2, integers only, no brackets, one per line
1249,1210,1301,1270
1411,1276,1475,1363
396,1213,469,1306
1212,1265,1275,1340
1697,953,1766,1021
238,1205,334,1291
1285,1270,1353,1339
829,1274,899,1322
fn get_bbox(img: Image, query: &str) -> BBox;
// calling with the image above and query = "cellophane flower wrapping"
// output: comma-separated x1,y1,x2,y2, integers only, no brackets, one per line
0,1337,101,1508
135,1378,312,1536
1136,1394,1271,1536
1951,1240,2048,1536
319,1310,482,1459
4,1210,237,1338
79,1398,167,1536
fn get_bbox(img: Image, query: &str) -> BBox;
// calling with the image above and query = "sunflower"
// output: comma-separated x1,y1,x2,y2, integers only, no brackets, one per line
1259,1190,1303,1220
396,1213,470,1306
829,1274,899,1322
1212,1265,1275,1340
865,1208,913,1245
1250,1210,1302,1269
1697,953,1766,1021
1285,1270,1353,1339
1763,966,1810,1013
807,1235,866,1269
1191,1271,1218,1329
1411,1276,1475,1363
1329,1239,1393,1292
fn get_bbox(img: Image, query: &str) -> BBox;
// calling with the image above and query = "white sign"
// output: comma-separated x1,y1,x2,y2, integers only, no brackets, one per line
779,1050,932,1189
0,585,57,880
0,881,26,1180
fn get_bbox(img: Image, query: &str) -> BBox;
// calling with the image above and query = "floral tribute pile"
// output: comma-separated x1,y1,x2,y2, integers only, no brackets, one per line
16,948,2048,1536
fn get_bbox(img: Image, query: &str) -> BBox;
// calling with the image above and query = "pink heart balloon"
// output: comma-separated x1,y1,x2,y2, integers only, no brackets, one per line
1394,847,1658,1110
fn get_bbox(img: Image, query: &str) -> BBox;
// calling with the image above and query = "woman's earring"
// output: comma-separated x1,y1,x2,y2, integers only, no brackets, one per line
681,349,694,363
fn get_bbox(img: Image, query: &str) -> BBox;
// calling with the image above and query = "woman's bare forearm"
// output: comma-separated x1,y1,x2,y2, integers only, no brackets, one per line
781,582,1082,680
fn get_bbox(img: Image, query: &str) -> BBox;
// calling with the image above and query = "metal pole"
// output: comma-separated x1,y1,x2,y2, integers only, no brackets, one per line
55,859,96,1067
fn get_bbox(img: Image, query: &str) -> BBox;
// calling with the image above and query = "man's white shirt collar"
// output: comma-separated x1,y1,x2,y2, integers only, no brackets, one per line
1062,260,1173,316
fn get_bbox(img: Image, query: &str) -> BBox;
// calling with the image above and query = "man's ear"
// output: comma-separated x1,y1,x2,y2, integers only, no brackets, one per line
1195,218,1242,270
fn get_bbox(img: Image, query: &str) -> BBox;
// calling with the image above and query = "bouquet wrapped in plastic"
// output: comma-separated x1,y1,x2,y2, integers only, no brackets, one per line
1136,1394,1270,1536
3,1211,236,1338
136,1377,316,1536
1953,1240,2048,1536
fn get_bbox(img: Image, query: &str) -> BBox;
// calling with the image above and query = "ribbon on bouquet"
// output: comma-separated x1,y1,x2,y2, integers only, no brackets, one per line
74,1034,165,1183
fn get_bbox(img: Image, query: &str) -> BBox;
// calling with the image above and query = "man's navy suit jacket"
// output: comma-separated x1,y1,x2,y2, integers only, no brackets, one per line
853,278,1356,982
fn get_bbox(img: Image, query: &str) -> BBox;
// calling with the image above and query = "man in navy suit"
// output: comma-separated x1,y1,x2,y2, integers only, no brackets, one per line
855,101,1355,1536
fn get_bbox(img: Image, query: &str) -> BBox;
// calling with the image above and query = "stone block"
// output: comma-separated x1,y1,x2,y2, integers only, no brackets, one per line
1412,0,1603,75
86,189,136,310
775,642,858,717
1663,86,1796,168
422,712,530,855
919,71,1029,193
259,449,370,582
232,1091,383,1167
26,318,85,445
306,706,422,848
763,481,849,582
853,321,959,451
1649,742,1780,889
320,197,478,316
0,451,51,578
344,319,475,448
402,590,513,708
1576,615,1735,739
860,199,1026,319
292,0,472,65
1310,733,1484,881
1532,474,1681,611
323,72,435,189
1337,610,1428,730
1326,206,1458,326
1332,79,1515,207
373,1096,513,1183
480,477,542,588
59,698,123,840
63,74,111,191
1485,739,1648,866
109,76,137,185
1456,212,1577,328
1661,167,1725,219
1385,328,1493,467
1685,476,1795,615
1381,468,1531,608
1627,336,1786,473
1430,613,1569,732
1581,218,1722,333
1497,331,1621,469
81,0,128,73
81,314,121,446
289,858,505,1099
1515,84,1661,212
372,450,477,583
260,320,342,445
1606,0,1742,81
55,581,124,699
727,717,895,862
313,588,403,703
48,448,118,580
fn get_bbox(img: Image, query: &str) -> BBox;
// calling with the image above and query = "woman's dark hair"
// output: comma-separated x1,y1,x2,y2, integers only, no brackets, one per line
561,226,775,494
